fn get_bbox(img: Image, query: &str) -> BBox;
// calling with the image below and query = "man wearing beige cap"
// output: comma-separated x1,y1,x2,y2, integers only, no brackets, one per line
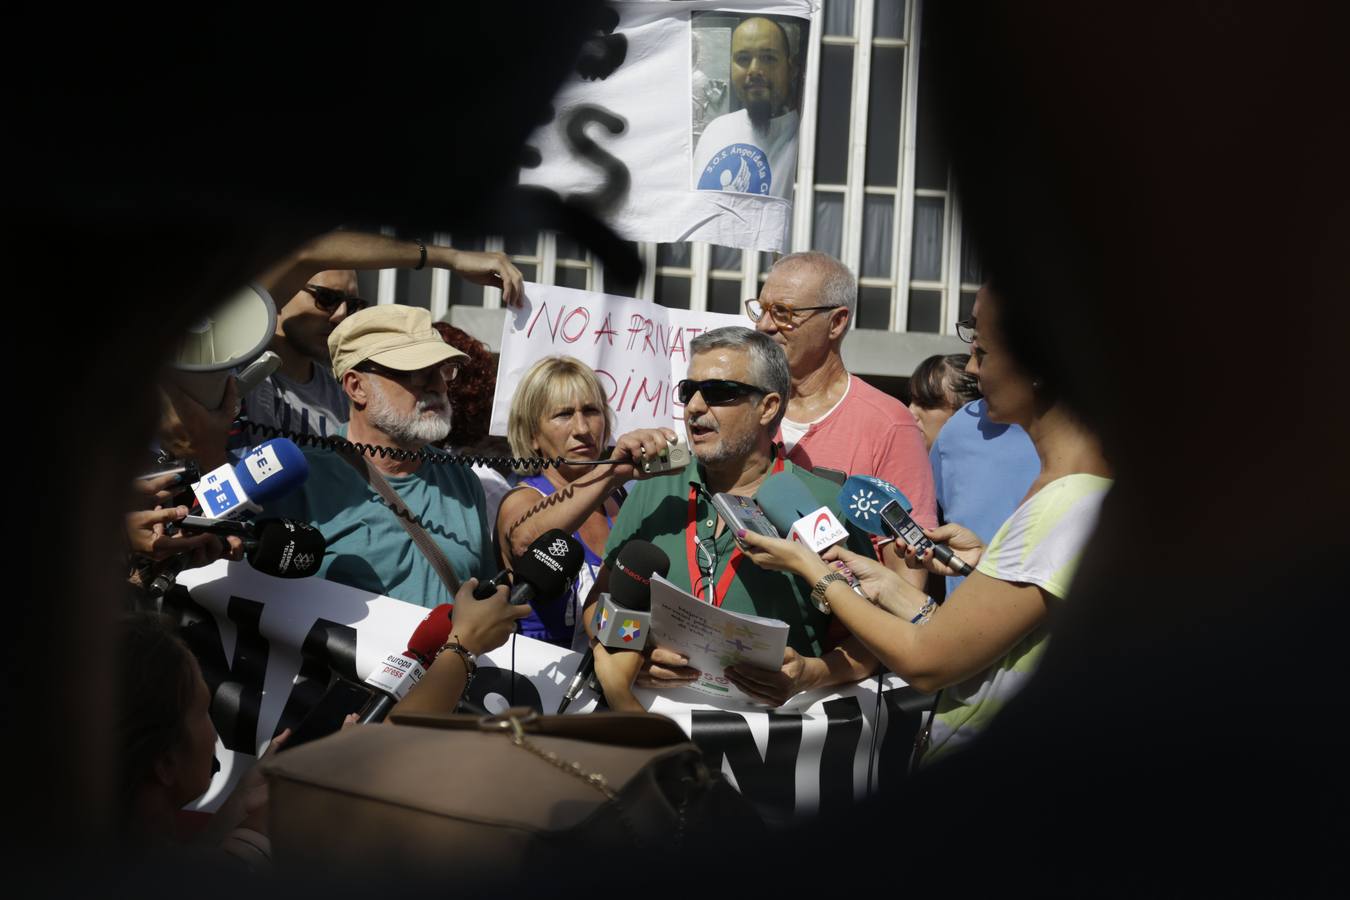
246,228,522,439
265,305,496,608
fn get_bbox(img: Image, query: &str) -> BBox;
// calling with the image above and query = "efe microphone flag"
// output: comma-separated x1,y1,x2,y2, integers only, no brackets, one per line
191,438,308,520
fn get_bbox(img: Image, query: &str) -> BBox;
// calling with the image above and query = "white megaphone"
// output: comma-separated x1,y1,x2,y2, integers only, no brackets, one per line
168,282,277,410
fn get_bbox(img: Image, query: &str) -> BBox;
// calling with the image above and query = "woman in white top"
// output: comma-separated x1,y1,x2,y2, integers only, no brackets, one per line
736,282,1112,761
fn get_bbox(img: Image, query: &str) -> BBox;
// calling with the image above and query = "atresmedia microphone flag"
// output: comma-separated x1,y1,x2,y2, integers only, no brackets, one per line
357,603,455,724
179,516,325,578
557,539,670,714
838,474,973,575
509,529,585,605
191,438,309,520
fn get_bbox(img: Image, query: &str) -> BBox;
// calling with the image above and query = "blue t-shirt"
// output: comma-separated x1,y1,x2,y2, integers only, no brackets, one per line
266,432,494,609
929,399,1040,594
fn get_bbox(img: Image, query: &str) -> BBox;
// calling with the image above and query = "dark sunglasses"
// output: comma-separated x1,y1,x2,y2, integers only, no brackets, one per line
676,378,766,405
303,283,369,314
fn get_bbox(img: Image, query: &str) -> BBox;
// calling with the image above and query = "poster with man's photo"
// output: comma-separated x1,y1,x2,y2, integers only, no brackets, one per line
517,1,815,254
691,11,808,201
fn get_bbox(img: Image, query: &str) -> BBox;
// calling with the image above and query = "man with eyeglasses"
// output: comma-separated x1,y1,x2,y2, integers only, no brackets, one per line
245,229,522,439
748,251,938,590
583,327,880,710
263,305,496,608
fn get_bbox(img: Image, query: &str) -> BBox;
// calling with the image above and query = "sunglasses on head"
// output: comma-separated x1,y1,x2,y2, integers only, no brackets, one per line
303,283,369,314
676,378,766,405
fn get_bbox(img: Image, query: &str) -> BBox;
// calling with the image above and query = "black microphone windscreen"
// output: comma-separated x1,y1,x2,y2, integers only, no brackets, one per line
249,518,325,578
611,539,670,612
514,529,585,597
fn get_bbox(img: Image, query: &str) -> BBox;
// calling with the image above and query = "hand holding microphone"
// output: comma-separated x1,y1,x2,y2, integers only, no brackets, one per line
898,522,985,577
449,577,532,657
558,539,678,713
176,516,325,578
607,427,687,479
378,578,531,721
128,505,237,563
839,475,976,576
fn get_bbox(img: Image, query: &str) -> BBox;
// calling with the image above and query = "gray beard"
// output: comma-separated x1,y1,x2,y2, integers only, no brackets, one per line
688,415,757,466
366,380,453,446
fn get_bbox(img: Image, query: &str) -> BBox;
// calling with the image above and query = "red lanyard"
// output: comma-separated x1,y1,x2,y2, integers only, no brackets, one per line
685,456,784,607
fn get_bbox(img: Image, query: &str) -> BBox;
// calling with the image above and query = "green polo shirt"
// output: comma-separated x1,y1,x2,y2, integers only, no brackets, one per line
603,459,872,657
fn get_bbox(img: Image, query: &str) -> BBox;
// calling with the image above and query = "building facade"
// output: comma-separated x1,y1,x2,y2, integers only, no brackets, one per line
361,0,972,383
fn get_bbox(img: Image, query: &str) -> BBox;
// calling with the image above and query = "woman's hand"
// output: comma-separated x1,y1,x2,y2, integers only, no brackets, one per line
448,578,533,656
607,428,681,481
821,545,929,620
734,528,828,581
130,471,184,510
126,505,244,565
820,545,906,597
900,523,985,576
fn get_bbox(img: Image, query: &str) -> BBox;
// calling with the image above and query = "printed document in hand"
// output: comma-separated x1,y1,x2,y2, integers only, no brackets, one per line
648,573,789,705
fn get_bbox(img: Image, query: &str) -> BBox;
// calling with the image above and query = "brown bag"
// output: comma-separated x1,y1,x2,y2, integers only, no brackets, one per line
261,708,764,877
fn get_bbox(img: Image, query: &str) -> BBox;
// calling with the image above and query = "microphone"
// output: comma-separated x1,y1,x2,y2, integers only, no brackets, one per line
839,475,974,576
190,437,309,521
357,603,455,724
472,569,513,600
557,539,670,714
756,473,851,555
508,530,584,606
178,516,326,578
755,473,860,612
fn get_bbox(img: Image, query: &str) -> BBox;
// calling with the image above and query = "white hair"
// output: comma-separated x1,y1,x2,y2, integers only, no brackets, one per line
365,378,452,446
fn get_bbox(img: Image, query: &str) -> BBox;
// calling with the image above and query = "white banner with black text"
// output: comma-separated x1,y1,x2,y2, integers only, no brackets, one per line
170,561,931,823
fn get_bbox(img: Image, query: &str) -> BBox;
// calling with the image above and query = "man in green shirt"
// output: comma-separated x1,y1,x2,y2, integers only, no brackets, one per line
585,326,880,709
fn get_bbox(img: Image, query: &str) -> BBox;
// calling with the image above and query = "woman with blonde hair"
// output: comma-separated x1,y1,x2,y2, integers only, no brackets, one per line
498,356,677,649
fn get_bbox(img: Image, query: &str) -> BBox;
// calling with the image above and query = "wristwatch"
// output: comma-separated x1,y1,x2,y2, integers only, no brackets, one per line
809,572,848,614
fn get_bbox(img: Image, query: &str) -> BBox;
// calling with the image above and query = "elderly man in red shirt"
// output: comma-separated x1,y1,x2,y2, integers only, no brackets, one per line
748,251,937,589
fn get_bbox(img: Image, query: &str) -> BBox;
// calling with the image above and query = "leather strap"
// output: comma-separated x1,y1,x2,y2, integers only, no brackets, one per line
340,451,461,597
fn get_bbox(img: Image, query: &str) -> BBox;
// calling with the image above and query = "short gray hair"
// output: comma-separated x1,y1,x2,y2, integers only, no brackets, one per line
689,326,791,431
771,251,857,319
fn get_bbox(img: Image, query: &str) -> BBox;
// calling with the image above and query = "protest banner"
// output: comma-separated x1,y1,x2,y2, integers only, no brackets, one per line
519,0,815,253
169,561,930,823
490,283,745,439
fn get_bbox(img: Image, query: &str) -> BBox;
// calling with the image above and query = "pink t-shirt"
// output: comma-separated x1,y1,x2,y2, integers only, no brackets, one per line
779,374,938,529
